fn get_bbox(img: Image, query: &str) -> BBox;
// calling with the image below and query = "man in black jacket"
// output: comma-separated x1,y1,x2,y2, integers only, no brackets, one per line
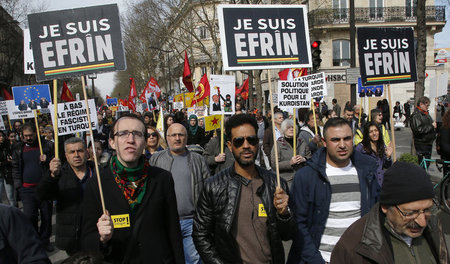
410,96,436,166
193,114,295,263
36,137,95,255
81,113,184,263
11,122,54,252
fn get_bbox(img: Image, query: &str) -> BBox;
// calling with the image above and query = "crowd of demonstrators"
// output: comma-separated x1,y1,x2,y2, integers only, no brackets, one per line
271,119,311,187
1,92,448,263
355,121,393,188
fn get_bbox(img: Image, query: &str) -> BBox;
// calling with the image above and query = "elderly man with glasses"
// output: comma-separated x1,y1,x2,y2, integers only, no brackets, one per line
80,113,184,263
150,123,210,264
331,161,449,263
193,114,295,263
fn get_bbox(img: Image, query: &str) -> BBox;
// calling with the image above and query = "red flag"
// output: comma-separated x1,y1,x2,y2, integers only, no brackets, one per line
278,68,307,80
236,77,249,100
1,88,13,100
61,82,75,102
119,99,128,106
192,74,210,106
140,77,161,102
128,78,137,111
183,51,194,92
106,95,111,99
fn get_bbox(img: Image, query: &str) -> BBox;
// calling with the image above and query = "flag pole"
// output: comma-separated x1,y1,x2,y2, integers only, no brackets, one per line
220,114,224,154
33,110,43,155
81,76,106,214
53,79,59,159
311,98,318,135
7,115,12,130
387,84,396,162
268,69,280,188
293,109,296,157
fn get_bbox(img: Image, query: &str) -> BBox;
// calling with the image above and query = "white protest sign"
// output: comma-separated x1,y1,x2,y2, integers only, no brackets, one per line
52,99,98,136
438,71,448,97
23,28,35,74
173,102,184,110
6,100,34,119
278,77,311,109
0,100,9,115
0,117,5,130
308,72,327,98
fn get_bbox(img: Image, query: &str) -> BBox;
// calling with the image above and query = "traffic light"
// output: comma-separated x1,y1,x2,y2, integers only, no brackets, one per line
311,41,322,72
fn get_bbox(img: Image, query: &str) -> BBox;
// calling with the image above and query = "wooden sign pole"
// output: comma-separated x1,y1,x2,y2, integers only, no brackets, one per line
33,110,43,155
293,110,296,156
311,98,318,135
81,77,106,214
267,69,280,188
387,84,396,162
52,79,59,159
220,114,224,154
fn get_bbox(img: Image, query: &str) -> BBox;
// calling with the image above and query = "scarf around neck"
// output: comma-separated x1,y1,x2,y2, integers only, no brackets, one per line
110,155,150,211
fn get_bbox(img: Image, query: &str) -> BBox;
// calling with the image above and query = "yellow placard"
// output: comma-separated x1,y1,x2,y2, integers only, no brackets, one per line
204,114,222,132
258,204,267,217
111,214,130,228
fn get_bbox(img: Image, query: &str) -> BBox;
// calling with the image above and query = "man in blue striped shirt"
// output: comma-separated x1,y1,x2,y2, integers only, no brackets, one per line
287,118,379,264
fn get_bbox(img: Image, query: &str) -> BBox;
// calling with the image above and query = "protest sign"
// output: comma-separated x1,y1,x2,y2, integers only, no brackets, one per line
0,117,5,130
10,85,52,118
209,75,236,115
6,100,34,119
357,78,383,97
173,102,184,110
0,101,9,115
106,98,118,106
145,92,158,111
308,72,327,98
51,99,98,136
205,114,222,132
218,5,311,70
277,77,311,109
23,28,35,74
27,4,126,81
357,27,417,86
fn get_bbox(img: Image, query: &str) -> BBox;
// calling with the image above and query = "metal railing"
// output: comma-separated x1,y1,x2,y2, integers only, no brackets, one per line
309,6,445,26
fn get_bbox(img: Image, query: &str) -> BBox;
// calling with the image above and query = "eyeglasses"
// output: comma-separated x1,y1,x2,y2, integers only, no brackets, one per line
395,204,435,220
167,133,186,138
148,132,158,138
232,135,259,148
114,130,145,139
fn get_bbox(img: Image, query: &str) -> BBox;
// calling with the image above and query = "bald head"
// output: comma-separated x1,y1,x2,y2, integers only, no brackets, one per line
167,123,187,154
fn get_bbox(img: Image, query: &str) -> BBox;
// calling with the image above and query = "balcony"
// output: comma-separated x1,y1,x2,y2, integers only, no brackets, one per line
309,6,445,26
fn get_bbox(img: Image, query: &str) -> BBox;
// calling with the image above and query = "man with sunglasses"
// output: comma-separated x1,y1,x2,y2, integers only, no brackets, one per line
150,123,210,264
331,161,449,263
81,114,184,263
193,114,295,263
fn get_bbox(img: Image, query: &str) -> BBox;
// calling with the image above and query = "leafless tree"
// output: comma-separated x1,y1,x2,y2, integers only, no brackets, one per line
414,0,427,104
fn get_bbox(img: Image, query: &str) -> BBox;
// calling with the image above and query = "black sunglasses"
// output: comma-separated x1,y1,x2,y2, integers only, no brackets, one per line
148,132,158,138
232,135,259,148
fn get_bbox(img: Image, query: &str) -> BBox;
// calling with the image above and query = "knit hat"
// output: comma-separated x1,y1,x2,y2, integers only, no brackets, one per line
380,161,434,205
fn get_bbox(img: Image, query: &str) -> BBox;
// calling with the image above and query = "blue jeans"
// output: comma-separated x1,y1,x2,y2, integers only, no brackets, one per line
180,218,202,264
0,178,16,206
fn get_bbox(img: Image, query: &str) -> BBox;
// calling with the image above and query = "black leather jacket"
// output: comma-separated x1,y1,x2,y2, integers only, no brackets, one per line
410,108,436,145
193,165,296,264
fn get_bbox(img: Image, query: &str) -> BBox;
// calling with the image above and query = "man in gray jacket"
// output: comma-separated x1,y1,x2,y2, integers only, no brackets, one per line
150,123,210,264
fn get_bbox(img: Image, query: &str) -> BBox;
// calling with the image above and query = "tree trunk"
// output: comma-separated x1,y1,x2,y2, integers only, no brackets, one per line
414,0,427,105
254,70,263,113
247,71,254,110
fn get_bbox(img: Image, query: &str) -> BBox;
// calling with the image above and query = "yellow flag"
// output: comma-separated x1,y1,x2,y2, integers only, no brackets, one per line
156,107,164,135
205,114,222,132
184,92,195,108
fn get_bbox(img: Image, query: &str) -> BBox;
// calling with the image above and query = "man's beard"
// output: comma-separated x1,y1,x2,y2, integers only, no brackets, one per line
233,149,256,167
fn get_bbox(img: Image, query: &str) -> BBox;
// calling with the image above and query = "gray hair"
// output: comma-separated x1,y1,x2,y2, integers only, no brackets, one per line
64,137,87,152
274,112,283,119
281,119,294,134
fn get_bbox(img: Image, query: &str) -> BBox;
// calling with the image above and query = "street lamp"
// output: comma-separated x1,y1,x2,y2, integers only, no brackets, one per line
88,73,97,97
149,46,172,95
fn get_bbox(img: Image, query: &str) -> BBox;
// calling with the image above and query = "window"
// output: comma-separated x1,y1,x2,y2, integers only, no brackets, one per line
199,27,207,39
405,0,417,19
333,0,347,21
210,66,215,74
333,40,350,66
369,0,383,20
201,67,207,75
